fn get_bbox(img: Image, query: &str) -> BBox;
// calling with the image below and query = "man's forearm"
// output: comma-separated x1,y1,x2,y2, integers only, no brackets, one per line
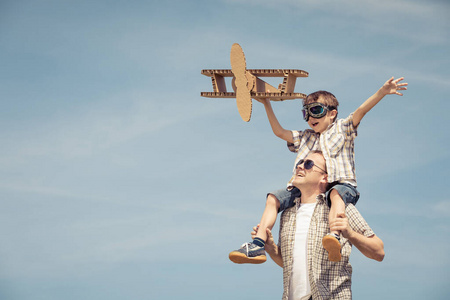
347,231,385,262
265,244,283,267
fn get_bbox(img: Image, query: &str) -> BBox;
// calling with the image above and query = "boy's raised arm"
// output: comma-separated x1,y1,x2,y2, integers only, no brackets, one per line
352,77,408,127
257,98,294,144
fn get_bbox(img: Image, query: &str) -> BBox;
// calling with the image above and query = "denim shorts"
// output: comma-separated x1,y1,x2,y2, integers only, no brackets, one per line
325,182,360,207
269,187,301,212
269,183,359,213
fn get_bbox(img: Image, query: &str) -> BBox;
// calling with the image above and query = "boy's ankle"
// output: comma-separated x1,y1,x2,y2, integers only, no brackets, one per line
329,232,340,241
253,237,265,247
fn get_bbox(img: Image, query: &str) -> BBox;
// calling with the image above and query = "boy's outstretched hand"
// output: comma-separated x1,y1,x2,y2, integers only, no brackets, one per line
382,77,408,96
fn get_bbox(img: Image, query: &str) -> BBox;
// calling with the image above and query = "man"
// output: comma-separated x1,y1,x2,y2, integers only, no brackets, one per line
253,150,384,300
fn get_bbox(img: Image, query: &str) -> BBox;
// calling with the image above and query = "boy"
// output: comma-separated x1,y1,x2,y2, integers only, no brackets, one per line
229,77,407,263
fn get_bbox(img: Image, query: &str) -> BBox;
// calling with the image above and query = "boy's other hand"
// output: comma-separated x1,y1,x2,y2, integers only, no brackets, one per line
382,77,408,96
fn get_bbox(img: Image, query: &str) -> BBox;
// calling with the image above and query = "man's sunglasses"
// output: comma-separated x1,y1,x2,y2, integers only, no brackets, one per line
302,102,336,122
296,159,327,174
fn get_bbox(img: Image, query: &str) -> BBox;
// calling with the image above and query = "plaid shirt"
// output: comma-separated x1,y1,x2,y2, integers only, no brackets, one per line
287,114,358,187
278,194,375,300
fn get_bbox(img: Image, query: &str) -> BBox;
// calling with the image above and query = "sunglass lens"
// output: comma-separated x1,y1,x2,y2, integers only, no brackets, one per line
304,159,314,170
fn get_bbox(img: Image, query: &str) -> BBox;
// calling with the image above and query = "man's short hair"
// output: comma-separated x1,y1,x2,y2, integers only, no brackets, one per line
309,150,324,157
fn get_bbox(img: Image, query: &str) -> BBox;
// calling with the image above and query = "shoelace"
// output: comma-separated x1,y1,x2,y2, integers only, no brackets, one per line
240,242,251,255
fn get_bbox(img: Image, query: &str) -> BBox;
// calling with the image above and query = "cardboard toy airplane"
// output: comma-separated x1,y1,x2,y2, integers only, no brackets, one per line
201,43,309,122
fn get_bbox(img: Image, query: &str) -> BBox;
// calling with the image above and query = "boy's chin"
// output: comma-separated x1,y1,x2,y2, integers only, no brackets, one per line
313,128,323,133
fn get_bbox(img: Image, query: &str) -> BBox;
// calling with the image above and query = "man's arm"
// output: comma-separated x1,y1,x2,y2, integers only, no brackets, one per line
330,213,385,262
252,226,283,267
257,99,294,144
352,77,408,127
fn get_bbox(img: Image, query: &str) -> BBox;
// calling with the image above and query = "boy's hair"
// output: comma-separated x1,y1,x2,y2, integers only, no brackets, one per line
303,91,339,121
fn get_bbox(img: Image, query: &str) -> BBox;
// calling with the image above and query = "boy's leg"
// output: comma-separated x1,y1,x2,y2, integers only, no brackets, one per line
254,194,280,241
228,194,280,264
322,184,359,262
322,189,345,262
229,188,298,264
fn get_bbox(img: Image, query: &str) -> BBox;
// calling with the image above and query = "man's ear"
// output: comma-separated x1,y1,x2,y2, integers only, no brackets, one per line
320,173,328,184
319,173,328,192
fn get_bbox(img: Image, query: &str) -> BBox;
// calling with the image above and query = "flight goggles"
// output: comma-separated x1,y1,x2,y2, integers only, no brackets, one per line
302,102,336,121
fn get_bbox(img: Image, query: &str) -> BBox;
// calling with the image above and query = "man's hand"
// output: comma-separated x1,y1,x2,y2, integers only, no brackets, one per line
251,224,283,267
331,213,385,261
251,224,277,253
381,77,408,96
330,213,353,239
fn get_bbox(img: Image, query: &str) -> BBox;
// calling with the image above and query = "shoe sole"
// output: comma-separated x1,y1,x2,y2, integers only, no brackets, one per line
229,251,267,264
322,235,342,262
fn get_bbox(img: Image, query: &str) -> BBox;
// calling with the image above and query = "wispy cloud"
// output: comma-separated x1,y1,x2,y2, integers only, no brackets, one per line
225,0,449,45
432,200,450,218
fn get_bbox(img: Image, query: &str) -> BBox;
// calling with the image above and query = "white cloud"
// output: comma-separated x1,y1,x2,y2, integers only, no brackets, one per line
432,200,450,217
225,0,449,45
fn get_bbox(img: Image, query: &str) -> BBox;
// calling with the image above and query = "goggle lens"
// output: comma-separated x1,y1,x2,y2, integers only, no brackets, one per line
302,102,334,121
309,105,325,115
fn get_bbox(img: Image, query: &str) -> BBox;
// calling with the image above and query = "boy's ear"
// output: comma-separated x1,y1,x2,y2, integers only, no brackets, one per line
328,109,338,120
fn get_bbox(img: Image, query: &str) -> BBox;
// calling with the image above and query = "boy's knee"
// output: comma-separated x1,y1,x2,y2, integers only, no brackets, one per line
266,194,280,210
330,189,343,202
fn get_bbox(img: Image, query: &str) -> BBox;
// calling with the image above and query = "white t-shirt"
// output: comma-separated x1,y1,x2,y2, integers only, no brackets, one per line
288,202,316,300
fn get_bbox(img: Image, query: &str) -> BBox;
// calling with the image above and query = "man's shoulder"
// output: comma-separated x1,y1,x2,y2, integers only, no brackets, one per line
344,203,363,220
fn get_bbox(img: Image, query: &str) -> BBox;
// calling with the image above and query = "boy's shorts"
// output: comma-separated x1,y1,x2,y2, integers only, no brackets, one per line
325,182,359,207
269,187,301,212
269,182,359,213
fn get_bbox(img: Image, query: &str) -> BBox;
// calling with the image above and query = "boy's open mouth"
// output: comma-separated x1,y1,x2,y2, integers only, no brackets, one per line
312,122,319,127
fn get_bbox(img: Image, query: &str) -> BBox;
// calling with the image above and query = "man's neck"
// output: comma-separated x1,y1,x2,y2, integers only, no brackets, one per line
299,189,322,204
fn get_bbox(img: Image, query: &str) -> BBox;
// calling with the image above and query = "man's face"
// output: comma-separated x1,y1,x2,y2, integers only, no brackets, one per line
293,152,327,188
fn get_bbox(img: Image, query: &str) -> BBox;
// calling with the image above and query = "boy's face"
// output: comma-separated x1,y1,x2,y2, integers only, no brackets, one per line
306,96,337,133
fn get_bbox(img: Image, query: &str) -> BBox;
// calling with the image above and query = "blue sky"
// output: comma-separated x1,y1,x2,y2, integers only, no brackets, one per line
0,0,449,299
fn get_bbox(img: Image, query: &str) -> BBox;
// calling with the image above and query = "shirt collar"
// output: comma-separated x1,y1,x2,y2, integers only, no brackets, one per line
317,193,326,203
294,193,326,205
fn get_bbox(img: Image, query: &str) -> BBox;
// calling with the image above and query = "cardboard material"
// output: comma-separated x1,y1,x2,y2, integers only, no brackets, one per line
230,43,252,122
201,43,309,122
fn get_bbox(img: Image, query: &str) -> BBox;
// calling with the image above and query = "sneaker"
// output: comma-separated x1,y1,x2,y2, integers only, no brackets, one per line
229,242,267,264
322,233,341,262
